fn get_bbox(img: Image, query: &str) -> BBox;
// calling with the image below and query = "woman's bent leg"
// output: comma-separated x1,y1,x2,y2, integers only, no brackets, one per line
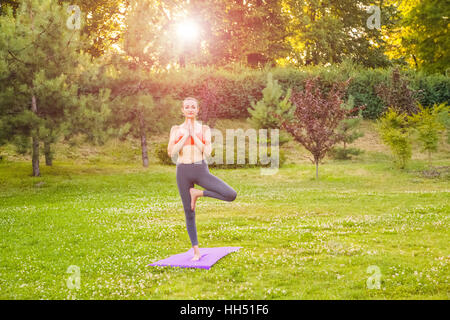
196,169,237,202
176,167,198,246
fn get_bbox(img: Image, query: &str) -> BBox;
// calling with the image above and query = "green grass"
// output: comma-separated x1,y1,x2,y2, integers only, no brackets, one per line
0,159,448,299
0,119,449,299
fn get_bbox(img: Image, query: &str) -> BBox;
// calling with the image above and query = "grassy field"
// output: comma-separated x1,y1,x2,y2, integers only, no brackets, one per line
0,120,449,299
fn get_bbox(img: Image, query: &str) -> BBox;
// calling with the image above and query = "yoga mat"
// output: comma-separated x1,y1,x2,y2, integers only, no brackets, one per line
147,247,242,270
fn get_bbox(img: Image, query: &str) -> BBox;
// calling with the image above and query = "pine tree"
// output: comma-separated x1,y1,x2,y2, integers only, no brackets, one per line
0,0,112,176
330,95,365,160
407,103,446,167
376,107,412,169
247,72,294,146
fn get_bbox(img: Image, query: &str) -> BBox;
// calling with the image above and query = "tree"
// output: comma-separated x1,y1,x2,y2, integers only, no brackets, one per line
281,0,394,67
376,107,412,169
0,0,112,176
407,103,447,167
110,89,179,167
436,104,450,144
108,0,178,167
275,77,360,179
385,0,450,74
247,72,293,145
184,0,291,68
330,95,365,160
376,68,419,116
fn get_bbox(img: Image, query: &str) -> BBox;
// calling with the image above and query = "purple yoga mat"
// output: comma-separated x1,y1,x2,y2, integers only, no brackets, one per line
147,247,242,270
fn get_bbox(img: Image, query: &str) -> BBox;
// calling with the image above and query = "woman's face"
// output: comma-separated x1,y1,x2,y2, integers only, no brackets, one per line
182,101,199,119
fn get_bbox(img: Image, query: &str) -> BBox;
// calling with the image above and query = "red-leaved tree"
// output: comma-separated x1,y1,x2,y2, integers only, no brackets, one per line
276,77,361,179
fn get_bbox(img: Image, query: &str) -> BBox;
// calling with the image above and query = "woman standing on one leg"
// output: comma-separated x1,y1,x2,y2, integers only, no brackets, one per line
167,97,237,261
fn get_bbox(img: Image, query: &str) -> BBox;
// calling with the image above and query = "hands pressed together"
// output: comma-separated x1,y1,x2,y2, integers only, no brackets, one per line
179,119,195,138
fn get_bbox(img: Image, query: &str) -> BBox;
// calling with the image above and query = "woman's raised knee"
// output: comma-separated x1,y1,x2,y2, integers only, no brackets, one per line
226,189,237,202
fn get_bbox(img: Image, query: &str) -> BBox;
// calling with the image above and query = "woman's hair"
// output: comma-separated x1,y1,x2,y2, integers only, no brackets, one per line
183,97,199,107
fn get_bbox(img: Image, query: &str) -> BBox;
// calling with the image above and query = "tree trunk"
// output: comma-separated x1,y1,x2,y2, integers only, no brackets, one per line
412,54,418,70
44,140,53,166
428,150,432,168
31,94,40,177
179,54,185,68
315,159,319,180
139,113,149,167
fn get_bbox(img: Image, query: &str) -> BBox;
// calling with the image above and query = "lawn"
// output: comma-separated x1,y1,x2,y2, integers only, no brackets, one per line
0,120,449,299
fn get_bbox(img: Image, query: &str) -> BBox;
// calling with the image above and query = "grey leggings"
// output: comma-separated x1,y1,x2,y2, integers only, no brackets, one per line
176,159,237,246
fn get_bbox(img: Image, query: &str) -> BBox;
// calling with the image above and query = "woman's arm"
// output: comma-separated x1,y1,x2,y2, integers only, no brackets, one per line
192,125,212,157
167,126,188,158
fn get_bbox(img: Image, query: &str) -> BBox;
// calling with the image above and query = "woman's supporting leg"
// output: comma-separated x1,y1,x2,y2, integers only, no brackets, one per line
176,167,198,246
196,170,237,202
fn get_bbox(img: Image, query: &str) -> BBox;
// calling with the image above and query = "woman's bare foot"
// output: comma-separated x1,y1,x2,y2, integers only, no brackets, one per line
191,245,201,261
190,188,203,211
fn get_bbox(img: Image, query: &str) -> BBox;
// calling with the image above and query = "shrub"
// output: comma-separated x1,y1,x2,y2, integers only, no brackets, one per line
328,146,364,160
407,103,447,166
375,68,419,116
140,64,448,122
375,107,412,169
155,143,174,165
247,72,294,146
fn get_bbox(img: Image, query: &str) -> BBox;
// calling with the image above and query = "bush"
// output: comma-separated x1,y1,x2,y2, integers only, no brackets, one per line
328,147,364,160
375,108,412,169
155,143,174,165
143,64,448,122
407,103,447,166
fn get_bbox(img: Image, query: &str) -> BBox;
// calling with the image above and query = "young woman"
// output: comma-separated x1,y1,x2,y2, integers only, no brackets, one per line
167,97,237,261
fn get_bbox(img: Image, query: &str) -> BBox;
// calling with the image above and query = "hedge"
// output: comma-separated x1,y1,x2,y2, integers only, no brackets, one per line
138,62,449,121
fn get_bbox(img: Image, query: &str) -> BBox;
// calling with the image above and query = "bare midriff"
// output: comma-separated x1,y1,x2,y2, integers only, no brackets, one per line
175,125,206,164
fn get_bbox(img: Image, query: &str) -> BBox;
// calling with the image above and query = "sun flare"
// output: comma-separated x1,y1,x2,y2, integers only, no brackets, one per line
176,19,200,42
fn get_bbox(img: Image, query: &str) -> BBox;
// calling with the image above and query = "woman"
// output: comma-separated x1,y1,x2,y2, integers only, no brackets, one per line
167,97,237,261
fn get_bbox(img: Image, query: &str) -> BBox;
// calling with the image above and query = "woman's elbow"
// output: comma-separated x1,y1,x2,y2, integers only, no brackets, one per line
204,146,212,157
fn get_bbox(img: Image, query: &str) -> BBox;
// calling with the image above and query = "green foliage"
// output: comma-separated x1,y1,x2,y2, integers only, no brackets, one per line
394,0,449,74
155,142,174,166
335,94,365,148
247,72,294,146
144,64,448,122
327,146,364,160
281,0,394,68
436,104,450,144
407,103,447,165
0,0,114,172
409,72,450,109
376,108,412,169
57,0,128,57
